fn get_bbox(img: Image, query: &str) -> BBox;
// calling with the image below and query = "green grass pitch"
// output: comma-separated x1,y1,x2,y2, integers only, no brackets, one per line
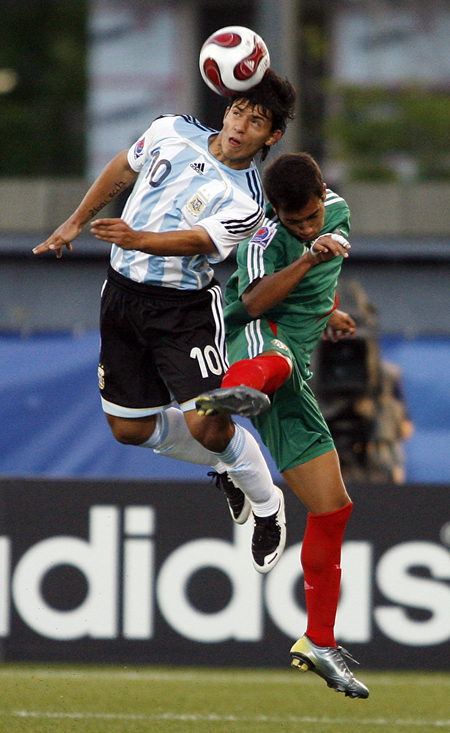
0,664,449,733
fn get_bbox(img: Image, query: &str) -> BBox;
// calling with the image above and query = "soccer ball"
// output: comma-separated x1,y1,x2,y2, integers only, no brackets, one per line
199,26,270,97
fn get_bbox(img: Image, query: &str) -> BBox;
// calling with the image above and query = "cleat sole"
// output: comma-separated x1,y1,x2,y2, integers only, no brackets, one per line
196,386,271,418
291,654,312,672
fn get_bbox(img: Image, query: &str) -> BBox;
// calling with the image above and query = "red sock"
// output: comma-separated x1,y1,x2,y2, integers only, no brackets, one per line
221,354,291,395
301,502,353,648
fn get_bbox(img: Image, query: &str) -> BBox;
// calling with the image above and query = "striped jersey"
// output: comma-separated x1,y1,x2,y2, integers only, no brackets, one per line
110,114,265,290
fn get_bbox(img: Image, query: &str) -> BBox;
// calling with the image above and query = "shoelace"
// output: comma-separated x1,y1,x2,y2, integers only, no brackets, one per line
337,646,360,666
207,471,243,503
252,514,280,549
207,470,222,489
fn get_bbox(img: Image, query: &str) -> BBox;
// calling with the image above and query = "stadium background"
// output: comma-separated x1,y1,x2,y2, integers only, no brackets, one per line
1,0,450,671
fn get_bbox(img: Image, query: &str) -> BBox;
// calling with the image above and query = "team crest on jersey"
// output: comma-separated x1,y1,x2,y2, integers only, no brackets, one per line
271,338,289,353
251,225,276,249
134,137,145,159
185,188,211,218
98,363,105,390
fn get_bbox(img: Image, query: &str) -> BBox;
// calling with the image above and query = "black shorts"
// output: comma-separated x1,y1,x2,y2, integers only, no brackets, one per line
98,267,228,416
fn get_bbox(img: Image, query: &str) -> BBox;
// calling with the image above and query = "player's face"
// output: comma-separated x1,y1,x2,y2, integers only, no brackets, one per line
213,101,281,169
275,189,327,241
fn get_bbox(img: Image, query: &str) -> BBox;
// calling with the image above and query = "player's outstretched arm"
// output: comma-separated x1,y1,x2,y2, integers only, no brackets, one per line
90,219,218,257
32,151,137,258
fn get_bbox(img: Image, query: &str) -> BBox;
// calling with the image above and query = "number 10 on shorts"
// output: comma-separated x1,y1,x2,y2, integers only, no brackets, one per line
191,346,224,378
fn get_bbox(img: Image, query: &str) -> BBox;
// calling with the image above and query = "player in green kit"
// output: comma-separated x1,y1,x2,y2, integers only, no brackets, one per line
196,153,369,698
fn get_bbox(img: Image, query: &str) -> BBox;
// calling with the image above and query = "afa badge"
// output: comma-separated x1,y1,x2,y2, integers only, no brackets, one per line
185,187,211,218
98,364,105,390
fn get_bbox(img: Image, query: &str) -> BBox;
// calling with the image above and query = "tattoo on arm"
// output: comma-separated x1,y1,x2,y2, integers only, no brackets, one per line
88,180,128,218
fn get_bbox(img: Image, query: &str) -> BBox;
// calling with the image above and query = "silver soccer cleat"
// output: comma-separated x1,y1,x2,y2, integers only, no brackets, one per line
290,635,369,699
196,385,271,418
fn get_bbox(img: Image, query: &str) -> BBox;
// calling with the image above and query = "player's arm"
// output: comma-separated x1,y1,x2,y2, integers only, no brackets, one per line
242,234,350,318
32,151,138,258
89,188,263,258
324,309,357,341
89,219,217,256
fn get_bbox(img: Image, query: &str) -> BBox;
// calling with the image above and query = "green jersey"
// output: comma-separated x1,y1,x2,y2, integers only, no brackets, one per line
222,188,351,472
224,188,351,375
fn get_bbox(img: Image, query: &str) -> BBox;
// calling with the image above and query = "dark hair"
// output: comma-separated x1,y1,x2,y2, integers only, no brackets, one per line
263,153,324,211
231,69,296,160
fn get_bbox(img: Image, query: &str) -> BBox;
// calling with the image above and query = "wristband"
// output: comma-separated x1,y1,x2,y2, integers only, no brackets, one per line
311,232,349,254
330,233,349,247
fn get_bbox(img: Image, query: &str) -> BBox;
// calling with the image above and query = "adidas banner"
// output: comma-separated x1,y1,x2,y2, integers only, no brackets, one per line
1,478,449,669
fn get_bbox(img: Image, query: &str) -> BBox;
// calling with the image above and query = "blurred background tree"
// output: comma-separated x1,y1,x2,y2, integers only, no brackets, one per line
327,86,450,182
2,0,450,186
0,0,87,177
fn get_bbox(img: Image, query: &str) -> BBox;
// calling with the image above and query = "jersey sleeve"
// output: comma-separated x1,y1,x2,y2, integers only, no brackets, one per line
126,116,175,173
321,193,351,239
198,193,265,263
234,221,281,297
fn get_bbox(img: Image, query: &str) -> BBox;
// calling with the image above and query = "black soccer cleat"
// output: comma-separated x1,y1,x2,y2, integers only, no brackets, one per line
208,471,251,525
251,487,286,573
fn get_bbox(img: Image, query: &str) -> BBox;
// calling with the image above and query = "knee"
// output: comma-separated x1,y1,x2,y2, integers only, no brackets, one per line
200,430,229,454
106,414,156,446
187,414,234,454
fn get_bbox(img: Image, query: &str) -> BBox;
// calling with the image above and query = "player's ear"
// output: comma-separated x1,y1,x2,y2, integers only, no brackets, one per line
265,129,282,148
222,106,231,123
322,183,327,200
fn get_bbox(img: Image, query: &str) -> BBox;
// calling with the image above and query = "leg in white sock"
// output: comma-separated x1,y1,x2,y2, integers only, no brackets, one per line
214,423,280,517
140,407,226,472
140,409,279,517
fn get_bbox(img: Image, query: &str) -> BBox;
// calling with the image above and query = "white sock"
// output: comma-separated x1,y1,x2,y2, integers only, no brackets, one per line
214,423,280,517
140,409,278,517
140,407,226,471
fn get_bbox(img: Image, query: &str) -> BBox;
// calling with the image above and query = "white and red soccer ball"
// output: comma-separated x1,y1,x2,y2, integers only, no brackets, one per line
199,26,270,97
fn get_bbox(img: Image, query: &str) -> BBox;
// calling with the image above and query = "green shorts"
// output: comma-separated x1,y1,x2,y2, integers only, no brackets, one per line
226,318,335,473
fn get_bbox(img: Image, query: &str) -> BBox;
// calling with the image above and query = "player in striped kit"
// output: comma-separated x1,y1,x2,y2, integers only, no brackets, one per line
33,70,296,574
196,153,369,698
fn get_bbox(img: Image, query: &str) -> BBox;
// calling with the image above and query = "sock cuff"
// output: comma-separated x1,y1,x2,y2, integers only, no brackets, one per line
222,353,291,395
139,411,166,448
216,423,245,463
308,501,353,520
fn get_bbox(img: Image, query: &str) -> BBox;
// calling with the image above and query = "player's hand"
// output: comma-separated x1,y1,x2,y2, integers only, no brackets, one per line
32,221,81,258
324,309,356,341
309,234,350,262
90,218,141,249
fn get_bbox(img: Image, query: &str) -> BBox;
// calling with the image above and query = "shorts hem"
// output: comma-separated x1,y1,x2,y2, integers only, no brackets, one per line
101,396,175,418
279,441,335,473
178,398,198,412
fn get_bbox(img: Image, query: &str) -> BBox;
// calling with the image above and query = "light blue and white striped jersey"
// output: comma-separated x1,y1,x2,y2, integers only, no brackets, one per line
110,114,265,290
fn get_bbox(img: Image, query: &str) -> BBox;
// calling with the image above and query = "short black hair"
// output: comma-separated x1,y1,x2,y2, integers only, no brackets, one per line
263,153,324,211
230,69,296,160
